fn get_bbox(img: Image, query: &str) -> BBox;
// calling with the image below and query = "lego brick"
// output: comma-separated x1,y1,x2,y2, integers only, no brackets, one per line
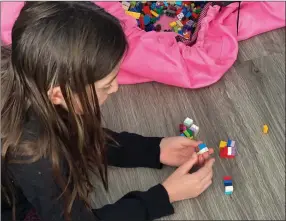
198,147,209,155
192,12,198,19
187,128,194,136
176,1,182,6
166,9,176,17
185,11,192,18
263,124,269,134
176,8,183,15
143,5,151,15
183,117,193,127
230,140,236,148
227,147,232,156
219,140,227,149
225,191,232,195
151,3,156,10
225,186,233,192
190,124,199,136
231,146,237,156
224,180,233,186
125,11,141,19
143,15,151,25
176,20,184,27
183,129,190,137
177,12,184,20
180,133,186,137
198,143,207,150
151,10,159,17
179,124,187,133
223,176,232,181
139,15,145,29
227,139,232,147
169,21,177,28
183,128,193,137
122,1,131,10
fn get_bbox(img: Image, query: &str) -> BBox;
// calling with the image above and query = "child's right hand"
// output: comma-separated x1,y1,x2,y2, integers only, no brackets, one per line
162,153,215,203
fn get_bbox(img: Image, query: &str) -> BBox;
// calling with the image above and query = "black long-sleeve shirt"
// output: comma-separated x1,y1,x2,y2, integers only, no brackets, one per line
1,113,174,221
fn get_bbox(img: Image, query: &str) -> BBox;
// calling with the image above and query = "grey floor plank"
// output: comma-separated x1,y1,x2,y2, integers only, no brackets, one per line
90,28,285,220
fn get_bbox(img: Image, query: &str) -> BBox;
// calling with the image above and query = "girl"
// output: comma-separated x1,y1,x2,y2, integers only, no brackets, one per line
1,2,215,221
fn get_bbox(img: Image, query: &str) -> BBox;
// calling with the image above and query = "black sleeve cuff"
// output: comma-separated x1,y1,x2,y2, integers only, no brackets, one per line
141,184,175,220
122,184,174,220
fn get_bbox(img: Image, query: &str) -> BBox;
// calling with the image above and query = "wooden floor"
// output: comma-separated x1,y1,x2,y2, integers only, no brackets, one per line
90,28,285,220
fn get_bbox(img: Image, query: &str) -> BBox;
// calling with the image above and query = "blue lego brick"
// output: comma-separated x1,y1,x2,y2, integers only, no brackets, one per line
130,7,138,12
151,3,156,10
182,7,188,15
164,1,168,7
144,15,151,25
185,11,192,18
224,181,233,186
198,143,207,150
225,191,233,195
180,133,185,137
178,30,183,35
227,139,232,147
176,1,182,6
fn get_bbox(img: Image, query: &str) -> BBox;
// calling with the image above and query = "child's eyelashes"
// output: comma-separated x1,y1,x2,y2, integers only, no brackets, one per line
103,85,112,90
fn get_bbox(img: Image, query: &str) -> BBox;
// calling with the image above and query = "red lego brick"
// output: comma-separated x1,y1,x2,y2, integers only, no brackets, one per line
220,147,235,159
223,176,232,180
192,12,199,19
176,8,183,15
139,15,145,29
143,6,151,15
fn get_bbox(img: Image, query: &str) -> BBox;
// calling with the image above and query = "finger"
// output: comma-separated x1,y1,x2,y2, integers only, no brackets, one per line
201,170,213,185
198,155,204,165
182,138,202,147
193,158,215,180
177,152,198,174
201,180,213,193
201,148,214,160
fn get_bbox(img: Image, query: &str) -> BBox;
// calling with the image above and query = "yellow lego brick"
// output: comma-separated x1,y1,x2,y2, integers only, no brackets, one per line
151,10,159,17
263,124,269,134
125,11,141,19
169,21,177,28
219,140,227,149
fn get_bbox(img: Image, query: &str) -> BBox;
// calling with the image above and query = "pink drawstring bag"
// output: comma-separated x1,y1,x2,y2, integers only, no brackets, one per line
1,2,285,89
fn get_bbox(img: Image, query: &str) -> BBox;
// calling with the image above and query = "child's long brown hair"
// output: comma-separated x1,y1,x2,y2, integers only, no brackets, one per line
1,2,127,220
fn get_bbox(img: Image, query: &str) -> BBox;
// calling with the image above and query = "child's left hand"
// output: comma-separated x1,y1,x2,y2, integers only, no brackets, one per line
159,136,214,167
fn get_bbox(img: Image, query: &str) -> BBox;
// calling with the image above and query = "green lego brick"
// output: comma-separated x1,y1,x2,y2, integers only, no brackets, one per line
186,128,194,136
151,17,157,23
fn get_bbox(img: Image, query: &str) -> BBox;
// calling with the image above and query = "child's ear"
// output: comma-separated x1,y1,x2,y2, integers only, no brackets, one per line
47,86,64,106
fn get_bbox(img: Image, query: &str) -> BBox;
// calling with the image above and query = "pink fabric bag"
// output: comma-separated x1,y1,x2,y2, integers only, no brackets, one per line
1,2,285,88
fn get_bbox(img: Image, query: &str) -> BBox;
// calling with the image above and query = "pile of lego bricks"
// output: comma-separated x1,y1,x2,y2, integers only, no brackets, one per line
179,117,209,155
219,139,236,158
223,176,234,195
122,1,206,40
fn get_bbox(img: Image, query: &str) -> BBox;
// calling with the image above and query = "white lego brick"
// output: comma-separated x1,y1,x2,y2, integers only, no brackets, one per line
183,117,193,127
230,140,236,147
225,186,233,192
122,1,130,10
190,124,199,136
227,147,232,156
197,147,209,155
177,12,184,20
